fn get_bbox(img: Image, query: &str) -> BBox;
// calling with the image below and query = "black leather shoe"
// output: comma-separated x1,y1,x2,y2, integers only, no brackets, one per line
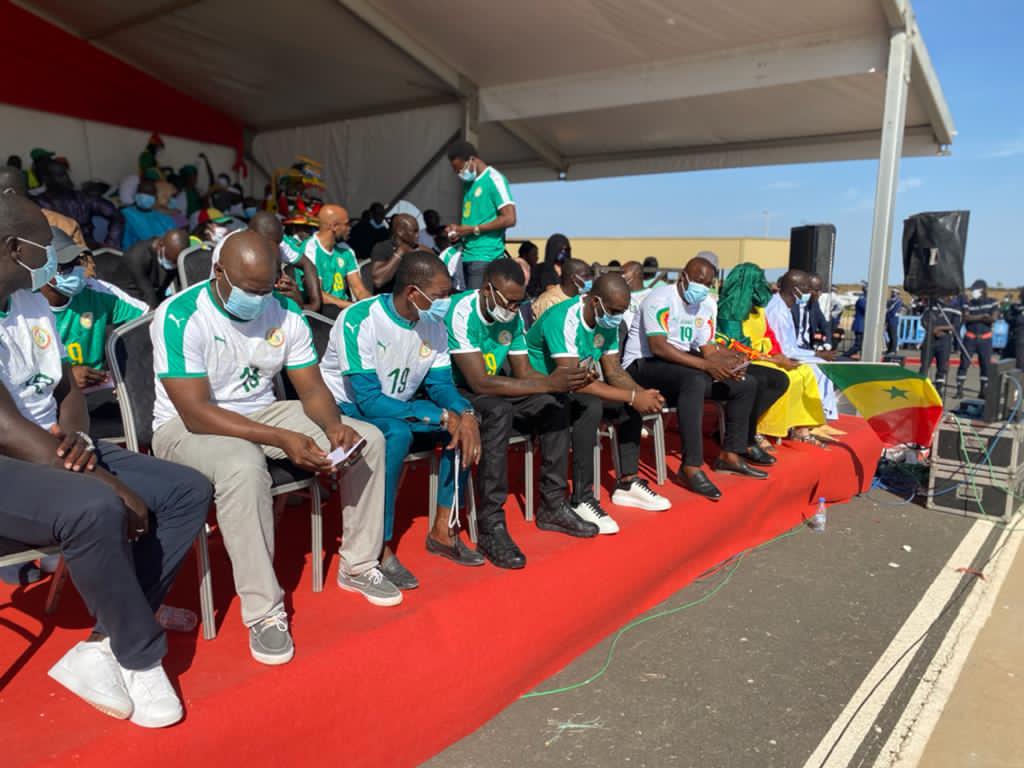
741,445,777,466
476,523,527,570
677,469,722,501
536,502,599,538
425,532,486,566
713,458,769,479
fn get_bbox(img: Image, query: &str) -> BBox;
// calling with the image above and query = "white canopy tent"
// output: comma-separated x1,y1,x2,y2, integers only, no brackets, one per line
16,0,955,361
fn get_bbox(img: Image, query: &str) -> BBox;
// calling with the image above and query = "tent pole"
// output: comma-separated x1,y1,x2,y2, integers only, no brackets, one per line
863,25,912,362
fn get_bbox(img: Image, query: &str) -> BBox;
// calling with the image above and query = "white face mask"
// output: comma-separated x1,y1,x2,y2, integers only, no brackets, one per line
486,283,518,323
971,288,983,300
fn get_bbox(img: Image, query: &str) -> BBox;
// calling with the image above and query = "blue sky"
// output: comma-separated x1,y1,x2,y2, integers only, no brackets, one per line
510,0,1023,287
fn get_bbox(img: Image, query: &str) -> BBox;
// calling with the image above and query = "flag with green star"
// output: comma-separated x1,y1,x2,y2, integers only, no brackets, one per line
818,362,943,446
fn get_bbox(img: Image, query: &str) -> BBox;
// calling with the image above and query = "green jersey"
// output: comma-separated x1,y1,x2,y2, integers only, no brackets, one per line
526,297,618,374
54,280,147,370
304,235,360,300
460,166,515,263
446,290,527,384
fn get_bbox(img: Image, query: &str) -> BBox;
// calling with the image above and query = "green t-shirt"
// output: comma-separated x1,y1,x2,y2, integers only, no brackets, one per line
460,166,515,263
445,290,527,385
526,297,619,374
305,236,360,300
54,282,147,370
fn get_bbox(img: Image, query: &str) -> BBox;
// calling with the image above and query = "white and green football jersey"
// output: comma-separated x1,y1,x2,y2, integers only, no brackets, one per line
151,282,317,431
526,297,619,375
446,289,526,385
0,289,65,429
321,295,450,405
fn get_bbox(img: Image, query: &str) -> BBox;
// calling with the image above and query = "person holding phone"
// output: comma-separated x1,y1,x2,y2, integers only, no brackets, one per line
623,256,780,501
527,274,671,535
151,231,393,668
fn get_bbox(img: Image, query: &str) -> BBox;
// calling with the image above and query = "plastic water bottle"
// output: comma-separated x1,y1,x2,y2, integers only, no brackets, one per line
809,497,827,533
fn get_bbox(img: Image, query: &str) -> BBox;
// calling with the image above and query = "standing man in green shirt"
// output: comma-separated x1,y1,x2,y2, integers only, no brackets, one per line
446,140,516,290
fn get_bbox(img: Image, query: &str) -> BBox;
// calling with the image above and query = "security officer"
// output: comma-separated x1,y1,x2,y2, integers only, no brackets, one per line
919,299,961,394
956,280,1000,399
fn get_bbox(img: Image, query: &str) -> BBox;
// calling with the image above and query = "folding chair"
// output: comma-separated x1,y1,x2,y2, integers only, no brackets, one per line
176,245,213,289
0,539,63,614
465,433,535,543
107,314,323,641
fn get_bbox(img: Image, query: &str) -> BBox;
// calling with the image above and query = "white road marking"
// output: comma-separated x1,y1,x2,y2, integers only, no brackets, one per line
801,518,994,768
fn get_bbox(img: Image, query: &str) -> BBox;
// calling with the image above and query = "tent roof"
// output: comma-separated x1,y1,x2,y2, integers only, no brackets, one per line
16,0,954,182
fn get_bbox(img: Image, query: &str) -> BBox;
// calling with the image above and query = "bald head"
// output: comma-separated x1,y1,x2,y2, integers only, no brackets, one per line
159,228,189,265
248,211,283,245
779,269,809,294
622,261,644,291
0,166,26,196
319,204,351,242
588,273,631,318
683,256,716,286
214,230,278,296
392,213,417,238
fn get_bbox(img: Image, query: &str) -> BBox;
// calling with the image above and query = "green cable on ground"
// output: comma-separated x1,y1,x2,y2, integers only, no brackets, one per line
520,526,802,700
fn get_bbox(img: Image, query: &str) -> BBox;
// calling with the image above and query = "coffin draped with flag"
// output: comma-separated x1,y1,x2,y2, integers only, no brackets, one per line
818,363,943,446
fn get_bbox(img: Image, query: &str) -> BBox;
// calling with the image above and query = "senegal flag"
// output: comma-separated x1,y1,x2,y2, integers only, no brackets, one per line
818,362,943,446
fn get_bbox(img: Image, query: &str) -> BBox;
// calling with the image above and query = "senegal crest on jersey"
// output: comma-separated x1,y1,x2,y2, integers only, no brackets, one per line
265,328,285,347
498,330,512,346
594,334,605,348
79,312,94,330
419,342,433,358
31,326,51,349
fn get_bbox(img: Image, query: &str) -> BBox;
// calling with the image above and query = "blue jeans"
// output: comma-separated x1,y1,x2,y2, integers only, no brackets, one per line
339,405,464,542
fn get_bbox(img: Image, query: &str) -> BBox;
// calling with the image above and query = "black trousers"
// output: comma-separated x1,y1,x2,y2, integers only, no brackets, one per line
568,393,641,504
957,334,993,385
886,317,900,354
463,261,490,290
0,443,210,669
628,358,758,468
920,334,952,383
465,392,571,529
847,332,864,357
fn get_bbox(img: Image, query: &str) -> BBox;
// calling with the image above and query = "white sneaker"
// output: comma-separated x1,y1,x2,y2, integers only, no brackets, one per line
573,498,619,535
611,478,672,511
48,638,132,719
120,662,183,728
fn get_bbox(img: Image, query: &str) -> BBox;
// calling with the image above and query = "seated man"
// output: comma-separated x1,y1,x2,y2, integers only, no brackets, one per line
249,211,322,313
531,258,592,321
0,194,210,727
527,274,671,533
623,256,782,501
119,228,190,308
369,213,422,295
321,250,483,590
303,205,369,317
765,270,839,419
34,158,124,249
40,229,147,438
446,259,597,568
151,232,394,667
120,179,175,250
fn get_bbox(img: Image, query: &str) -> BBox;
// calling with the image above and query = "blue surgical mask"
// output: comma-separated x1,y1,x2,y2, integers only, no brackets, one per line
158,255,176,271
16,237,58,292
796,289,811,307
458,160,477,183
682,275,709,305
413,286,451,324
595,297,625,329
574,275,593,294
135,193,156,210
53,266,86,297
218,269,269,321
244,206,258,219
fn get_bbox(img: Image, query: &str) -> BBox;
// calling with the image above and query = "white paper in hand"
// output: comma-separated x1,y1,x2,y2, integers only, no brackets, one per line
326,437,366,467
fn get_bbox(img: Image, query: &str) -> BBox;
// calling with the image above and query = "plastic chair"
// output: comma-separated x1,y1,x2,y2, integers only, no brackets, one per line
107,314,323,641
176,245,213,288
0,539,63,614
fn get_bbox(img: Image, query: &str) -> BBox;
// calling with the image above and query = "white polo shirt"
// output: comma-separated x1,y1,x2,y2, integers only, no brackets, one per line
622,283,717,369
0,290,64,429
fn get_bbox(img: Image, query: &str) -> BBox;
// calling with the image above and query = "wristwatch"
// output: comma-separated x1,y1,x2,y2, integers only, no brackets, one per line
460,408,479,422
472,225,481,236
439,408,449,428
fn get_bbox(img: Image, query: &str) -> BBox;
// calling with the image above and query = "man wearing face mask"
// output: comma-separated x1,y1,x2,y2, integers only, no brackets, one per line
956,279,1000,399
321,250,484,589
348,202,390,260
624,257,780,501
765,270,839,418
446,259,597,568
152,231,393,665
34,159,123,249
0,194,211,727
531,258,593,321
120,179,175,251
369,213,421,295
248,211,322,313
304,204,369,317
446,141,517,290
528,274,671,532
118,228,189,308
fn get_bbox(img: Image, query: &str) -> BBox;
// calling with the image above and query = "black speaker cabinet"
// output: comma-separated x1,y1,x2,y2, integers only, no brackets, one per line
789,224,836,291
902,211,968,297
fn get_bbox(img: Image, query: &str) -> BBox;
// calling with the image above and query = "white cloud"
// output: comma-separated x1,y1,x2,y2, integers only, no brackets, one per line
898,176,923,192
763,181,799,191
985,139,1024,158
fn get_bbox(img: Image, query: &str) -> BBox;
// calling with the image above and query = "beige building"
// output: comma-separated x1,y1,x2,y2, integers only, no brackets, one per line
516,237,790,271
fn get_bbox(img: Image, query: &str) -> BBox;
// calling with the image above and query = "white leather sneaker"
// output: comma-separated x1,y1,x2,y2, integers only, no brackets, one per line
573,498,620,535
120,662,183,728
611,478,672,511
48,639,132,719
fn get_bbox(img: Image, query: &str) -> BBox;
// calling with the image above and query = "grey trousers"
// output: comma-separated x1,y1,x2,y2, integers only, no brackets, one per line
152,400,386,627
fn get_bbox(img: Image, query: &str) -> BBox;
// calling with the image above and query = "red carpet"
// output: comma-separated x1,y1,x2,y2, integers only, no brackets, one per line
0,415,880,768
